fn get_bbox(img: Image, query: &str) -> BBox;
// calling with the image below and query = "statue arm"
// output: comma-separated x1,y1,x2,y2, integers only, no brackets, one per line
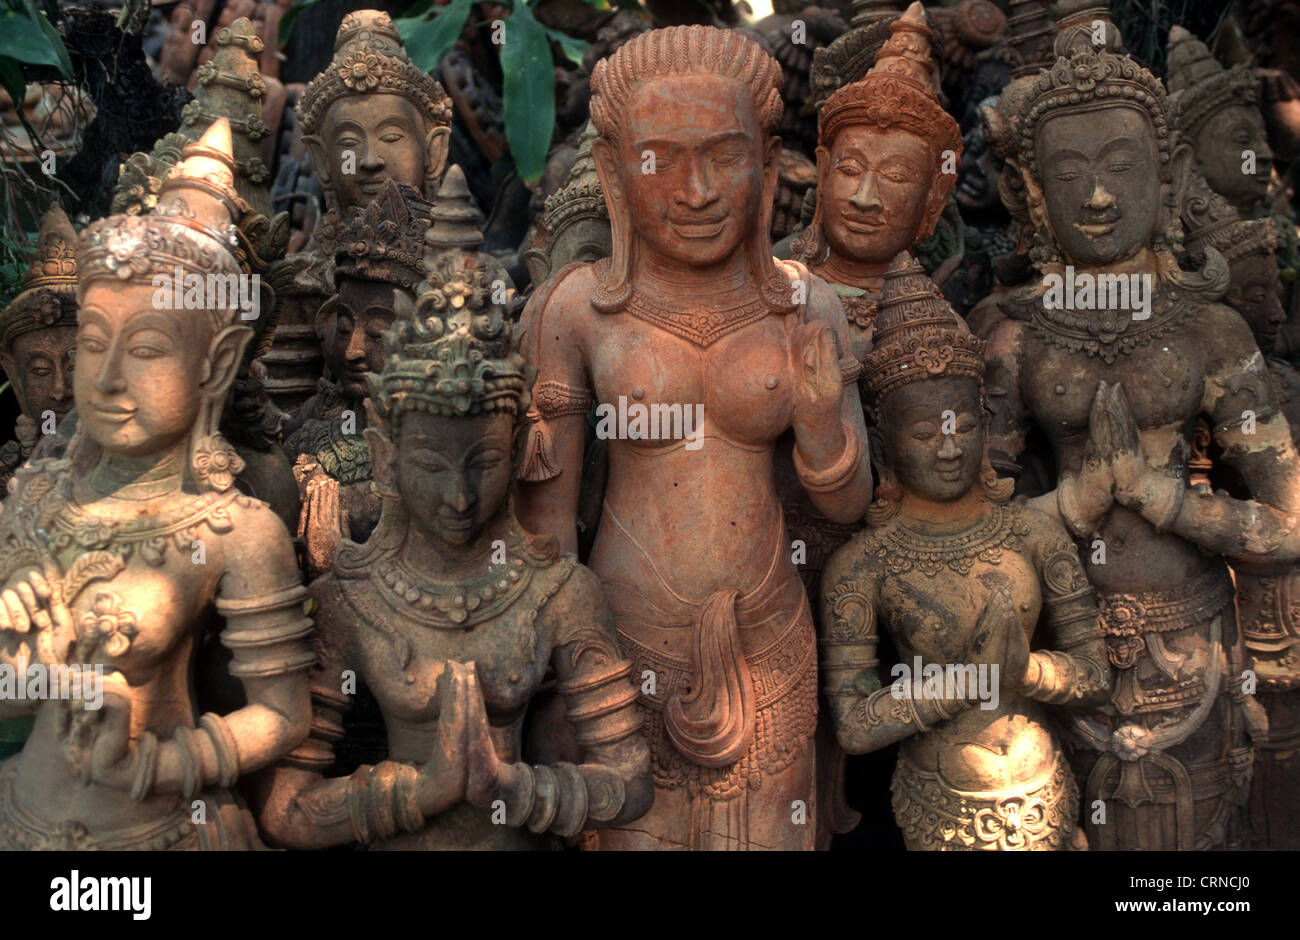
819,553,974,754
491,567,653,836
983,317,1031,480
1024,524,1111,708
516,269,591,554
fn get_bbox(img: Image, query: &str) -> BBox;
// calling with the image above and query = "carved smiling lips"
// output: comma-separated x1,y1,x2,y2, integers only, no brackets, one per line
1074,210,1121,238
841,212,887,236
668,211,728,239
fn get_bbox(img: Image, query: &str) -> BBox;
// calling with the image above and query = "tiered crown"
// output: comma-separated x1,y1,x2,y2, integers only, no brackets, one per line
372,166,528,422
297,10,452,136
542,122,605,237
0,206,79,350
1167,25,1259,136
862,252,984,401
819,2,960,163
330,179,432,293
1182,172,1276,266
79,120,246,333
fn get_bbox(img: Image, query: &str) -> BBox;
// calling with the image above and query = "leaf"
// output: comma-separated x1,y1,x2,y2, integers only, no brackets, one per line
541,25,588,66
397,0,472,74
0,55,24,106
501,3,555,184
29,6,71,77
0,12,63,68
61,551,125,604
399,0,440,19
278,0,325,46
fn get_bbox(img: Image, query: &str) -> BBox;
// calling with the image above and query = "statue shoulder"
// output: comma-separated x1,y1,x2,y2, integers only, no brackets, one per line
825,520,889,586
219,494,302,584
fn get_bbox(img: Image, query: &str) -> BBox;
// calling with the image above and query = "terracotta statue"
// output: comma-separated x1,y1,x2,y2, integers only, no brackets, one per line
981,10,1300,849
254,174,651,850
0,207,78,492
0,120,314,850
284,178,434,578
821,253,1110,850
518,25,873,850
264,10,454,411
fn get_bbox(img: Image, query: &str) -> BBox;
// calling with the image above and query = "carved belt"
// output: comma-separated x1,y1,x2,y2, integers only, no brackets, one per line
1233,568,1300,691
889,749,1078,851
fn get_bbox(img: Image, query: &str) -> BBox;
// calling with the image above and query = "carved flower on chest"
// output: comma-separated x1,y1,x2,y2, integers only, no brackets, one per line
81,591,139,658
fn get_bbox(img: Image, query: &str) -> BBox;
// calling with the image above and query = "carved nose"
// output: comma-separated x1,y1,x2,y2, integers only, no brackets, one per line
360,148,384,171
678,158,717,209
448,475,473,513
850,172,882,212
937,434,962,459
1085,179,1117,210
345,328,366,361
94,342,126,394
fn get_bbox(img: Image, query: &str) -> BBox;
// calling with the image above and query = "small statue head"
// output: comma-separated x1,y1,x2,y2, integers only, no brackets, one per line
1183,173,1284,351
74,120,252,488
0,206,79,424
318,179,432,405
297,10,454,213
1167,25,1273,216
796,3,960,275
587,25,793,313
363,166,527,552
863,252,1010,508
990,3,1193,274
524,122,611,287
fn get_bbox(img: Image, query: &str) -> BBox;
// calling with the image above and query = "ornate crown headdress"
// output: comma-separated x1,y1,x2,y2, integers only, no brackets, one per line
818,2,960,162
862,251,985,403
297,10,453,137
809,9,945,115
79,119,246,335
1166,25,1259,137
1182,172,1276,266
328,179,433,294
371,166,529,424
542,122,606,238
0,206,79,351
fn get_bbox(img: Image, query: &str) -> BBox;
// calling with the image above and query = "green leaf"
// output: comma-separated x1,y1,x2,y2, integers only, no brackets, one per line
30,7,71,77
397,0,472,74
278,0,325,46
0,55,25,105
398,0,440,19
0,12,62,68
541,25,588,66
501,3,555,184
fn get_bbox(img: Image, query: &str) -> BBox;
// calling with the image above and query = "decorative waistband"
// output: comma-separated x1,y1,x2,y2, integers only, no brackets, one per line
890,749,1078,851
1098,570,1234,637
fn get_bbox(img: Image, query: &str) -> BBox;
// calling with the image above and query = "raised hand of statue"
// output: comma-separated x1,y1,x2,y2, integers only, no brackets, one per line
788,318,846,456
1056,382,1116,537
459,662,505,812
415,661,477,818
0,562,76,668
965,585,1030,695
72,671,138,791
1098,382,1161,511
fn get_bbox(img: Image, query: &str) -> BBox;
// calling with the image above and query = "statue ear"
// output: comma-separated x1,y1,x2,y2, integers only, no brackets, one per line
363,420,397,497
523,247,550,288
867,425,889,470
590,137,624,215
0,350,22,411
814,145,830,188
302,134,330,187
1167,139,1193,224
424,125,451,195
201,325,255,402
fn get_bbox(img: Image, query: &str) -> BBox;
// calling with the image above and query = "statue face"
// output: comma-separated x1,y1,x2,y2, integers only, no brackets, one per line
75,283,208,457
323,94,427,211
1193,105,1272,211
1226,251,1286,351
396,409,513,547
882,377,984,503
957,122,1001,216
1036,106,1162,266
820,126,934,265
330,278,396,403
8,325,75,422
615,75,768,268
549,216,612,272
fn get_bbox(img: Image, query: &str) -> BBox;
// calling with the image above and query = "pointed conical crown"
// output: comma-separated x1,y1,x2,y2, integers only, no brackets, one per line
1182,172,1275,266
330,179,432,293
374,183,526,422
80,120,246,332
819,3,961,163
424,165,484,255
542,122,605,237
862,252,984,402
810,9,943,115
0,206,79,350
1167,25,1259,136
297,9,453,137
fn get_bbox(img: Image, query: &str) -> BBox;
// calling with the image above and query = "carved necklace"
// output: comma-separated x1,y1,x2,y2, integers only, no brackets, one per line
874,502,1030,577
1024,281,1190,365
370,551,535,628
625,286,771,347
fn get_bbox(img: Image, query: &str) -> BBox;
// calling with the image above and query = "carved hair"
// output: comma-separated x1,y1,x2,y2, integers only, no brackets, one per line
588,26,792,314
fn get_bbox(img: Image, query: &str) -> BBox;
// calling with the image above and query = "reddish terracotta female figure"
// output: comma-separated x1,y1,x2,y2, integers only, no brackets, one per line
518,26,873,850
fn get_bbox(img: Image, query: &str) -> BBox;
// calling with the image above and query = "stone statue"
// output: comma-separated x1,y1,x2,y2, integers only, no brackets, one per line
0,207,78,493
518,25,873,850
253,175,651,850
0,121,314,850
265,10,454,411
821,253,1110,850
980,7,1300,849
283,178,434,578
523,122,610,291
